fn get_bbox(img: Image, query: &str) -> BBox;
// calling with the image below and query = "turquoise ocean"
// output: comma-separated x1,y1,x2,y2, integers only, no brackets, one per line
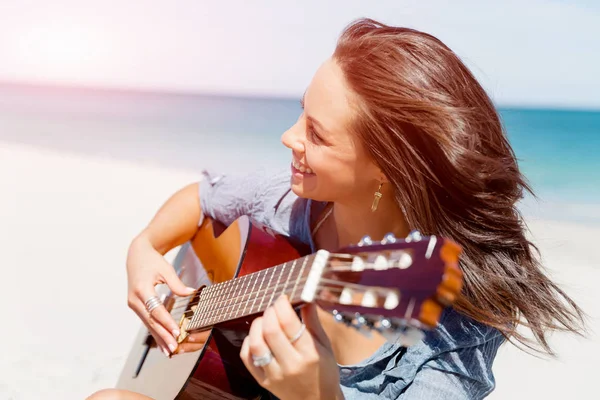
1,83,598,224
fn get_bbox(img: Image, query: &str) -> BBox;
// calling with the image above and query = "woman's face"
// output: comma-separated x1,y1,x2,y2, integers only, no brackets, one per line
281,58,382,205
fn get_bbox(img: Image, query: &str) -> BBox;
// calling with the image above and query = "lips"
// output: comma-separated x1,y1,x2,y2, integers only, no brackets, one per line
292,160,313,174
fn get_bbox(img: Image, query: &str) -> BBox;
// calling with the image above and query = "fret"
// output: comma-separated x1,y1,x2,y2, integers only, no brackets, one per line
267,262,286,308
227,275,244,321
189,287,203,330
230,275,243,321
187,256,317,330
222,280,234,323
249,268,268,316
196,285,213,329
258,267,277,312
235,275,253,318
212,283,225,326
189,286,205,329
203,284,218,328
290,256,310,303
280,259,297,299
242,270,258,318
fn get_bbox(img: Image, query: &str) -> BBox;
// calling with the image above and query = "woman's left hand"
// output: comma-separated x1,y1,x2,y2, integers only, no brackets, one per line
240,295,344,400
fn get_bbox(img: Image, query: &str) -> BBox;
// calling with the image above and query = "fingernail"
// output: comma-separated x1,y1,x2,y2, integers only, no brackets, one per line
185,287,196,294
169,343,177,353
179,348,185,354
162,347,169,357
172,329,180,338
188,336,194,342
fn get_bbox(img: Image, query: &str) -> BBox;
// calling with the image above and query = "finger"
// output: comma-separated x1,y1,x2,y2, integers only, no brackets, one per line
272,295,306,346
301,303,332,349
138,286,180,336
240,336,266,383
247,317,281,378
263,299,302,370
135,292,180,354
160,262,196,297
131,304,171,357
176,330,211,354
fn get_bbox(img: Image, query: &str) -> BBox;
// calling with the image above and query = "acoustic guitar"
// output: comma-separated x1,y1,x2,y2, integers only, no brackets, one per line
116,216,463,399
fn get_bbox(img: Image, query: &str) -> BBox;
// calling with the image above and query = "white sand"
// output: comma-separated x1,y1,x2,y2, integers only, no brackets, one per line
1,142,598,399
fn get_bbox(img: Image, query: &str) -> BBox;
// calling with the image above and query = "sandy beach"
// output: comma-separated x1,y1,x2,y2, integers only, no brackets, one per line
1,141,598,399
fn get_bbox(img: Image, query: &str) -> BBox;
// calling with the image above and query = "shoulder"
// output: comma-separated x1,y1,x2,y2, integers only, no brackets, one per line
199,168,312,244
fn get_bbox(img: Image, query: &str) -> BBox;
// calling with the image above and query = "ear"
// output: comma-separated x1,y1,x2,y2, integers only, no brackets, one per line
375,168,389,185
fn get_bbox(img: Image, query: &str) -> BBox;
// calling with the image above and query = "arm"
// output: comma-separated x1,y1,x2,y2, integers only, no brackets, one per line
133,182,202,255
126,169,272,356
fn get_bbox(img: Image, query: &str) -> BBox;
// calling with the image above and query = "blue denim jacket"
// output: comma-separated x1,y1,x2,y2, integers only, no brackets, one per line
199,168,504,399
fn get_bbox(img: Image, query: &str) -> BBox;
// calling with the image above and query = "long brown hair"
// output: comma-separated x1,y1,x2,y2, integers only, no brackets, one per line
333,18,585,354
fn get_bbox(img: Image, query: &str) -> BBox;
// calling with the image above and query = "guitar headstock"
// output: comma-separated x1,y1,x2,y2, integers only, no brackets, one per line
315,231,462,346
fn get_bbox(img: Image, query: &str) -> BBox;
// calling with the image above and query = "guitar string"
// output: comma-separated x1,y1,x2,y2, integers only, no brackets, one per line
167,261,386,310
173,284,363,330
169,267,309,313
168,275,312,314
183,277,382,318
173,278,391,329
169,288,366,331
166,260,400,318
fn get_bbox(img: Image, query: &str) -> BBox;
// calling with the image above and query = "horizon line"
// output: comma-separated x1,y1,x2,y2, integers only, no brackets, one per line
1,79,599,113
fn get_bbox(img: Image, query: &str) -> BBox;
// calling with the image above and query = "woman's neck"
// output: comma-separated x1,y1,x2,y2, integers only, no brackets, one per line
320,195,410,249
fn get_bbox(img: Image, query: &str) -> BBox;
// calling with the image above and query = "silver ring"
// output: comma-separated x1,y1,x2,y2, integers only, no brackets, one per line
289,323,306,344
144,295,162,314
252,350,273,367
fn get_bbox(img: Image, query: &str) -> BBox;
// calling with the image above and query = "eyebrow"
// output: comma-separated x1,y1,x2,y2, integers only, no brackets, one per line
301,92,329,134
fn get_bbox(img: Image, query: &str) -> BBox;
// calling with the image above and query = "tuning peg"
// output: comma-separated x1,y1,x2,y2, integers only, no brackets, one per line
374,255,388,270
351,314,373,338
378,318,393,331
353,313,368,328
384,291,400,310
358,235,373,246
332,310,353,326
392,251,412,269
405,230,422,242
382,233,397,244
351,256,365,271
361,290,378,307
339,288,353,305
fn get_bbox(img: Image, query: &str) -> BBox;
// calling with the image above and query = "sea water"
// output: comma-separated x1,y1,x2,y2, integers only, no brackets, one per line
1,84,598,224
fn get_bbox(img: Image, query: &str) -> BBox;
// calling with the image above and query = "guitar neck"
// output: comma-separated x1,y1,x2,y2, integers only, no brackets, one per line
187,254,317,331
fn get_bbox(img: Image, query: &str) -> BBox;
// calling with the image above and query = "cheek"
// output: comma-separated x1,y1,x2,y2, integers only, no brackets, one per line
307,147,359,185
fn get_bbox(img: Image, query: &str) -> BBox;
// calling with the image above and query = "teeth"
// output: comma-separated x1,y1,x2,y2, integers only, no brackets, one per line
293,161,313,174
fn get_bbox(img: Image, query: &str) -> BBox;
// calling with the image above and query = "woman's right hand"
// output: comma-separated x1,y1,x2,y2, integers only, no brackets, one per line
126,233,196,356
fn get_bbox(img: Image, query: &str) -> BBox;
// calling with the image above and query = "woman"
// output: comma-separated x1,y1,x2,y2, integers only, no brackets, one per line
89,18,584,399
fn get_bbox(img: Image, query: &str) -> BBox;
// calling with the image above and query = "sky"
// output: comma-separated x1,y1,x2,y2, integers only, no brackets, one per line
0,0,599,108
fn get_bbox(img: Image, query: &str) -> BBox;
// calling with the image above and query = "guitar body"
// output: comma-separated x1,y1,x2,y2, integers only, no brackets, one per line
116,216,305,399
116,216,464,400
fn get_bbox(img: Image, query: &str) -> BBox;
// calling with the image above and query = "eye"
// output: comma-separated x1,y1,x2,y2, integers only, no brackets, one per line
307,125,323,144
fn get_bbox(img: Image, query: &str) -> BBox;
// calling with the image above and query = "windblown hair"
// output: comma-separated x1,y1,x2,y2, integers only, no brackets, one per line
333,18,585,354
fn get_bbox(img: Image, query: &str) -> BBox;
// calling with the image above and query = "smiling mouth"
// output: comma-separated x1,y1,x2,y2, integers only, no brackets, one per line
292,160,314,174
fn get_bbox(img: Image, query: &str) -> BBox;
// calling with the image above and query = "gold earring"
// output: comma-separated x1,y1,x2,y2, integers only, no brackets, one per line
371,182,383,212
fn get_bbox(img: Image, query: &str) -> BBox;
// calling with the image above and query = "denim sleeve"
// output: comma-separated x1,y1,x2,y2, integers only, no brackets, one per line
394,334,504,399
386,310,503,399
340,309,504,400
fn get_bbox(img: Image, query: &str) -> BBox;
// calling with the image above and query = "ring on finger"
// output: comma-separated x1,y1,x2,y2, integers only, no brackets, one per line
144,295,162,315
289,323,306,344
252,350,274,367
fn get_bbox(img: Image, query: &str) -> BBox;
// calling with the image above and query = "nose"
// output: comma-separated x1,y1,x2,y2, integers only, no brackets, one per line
281,115,305,154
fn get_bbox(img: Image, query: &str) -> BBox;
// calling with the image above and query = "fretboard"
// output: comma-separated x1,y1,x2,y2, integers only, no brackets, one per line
187,254,315,331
